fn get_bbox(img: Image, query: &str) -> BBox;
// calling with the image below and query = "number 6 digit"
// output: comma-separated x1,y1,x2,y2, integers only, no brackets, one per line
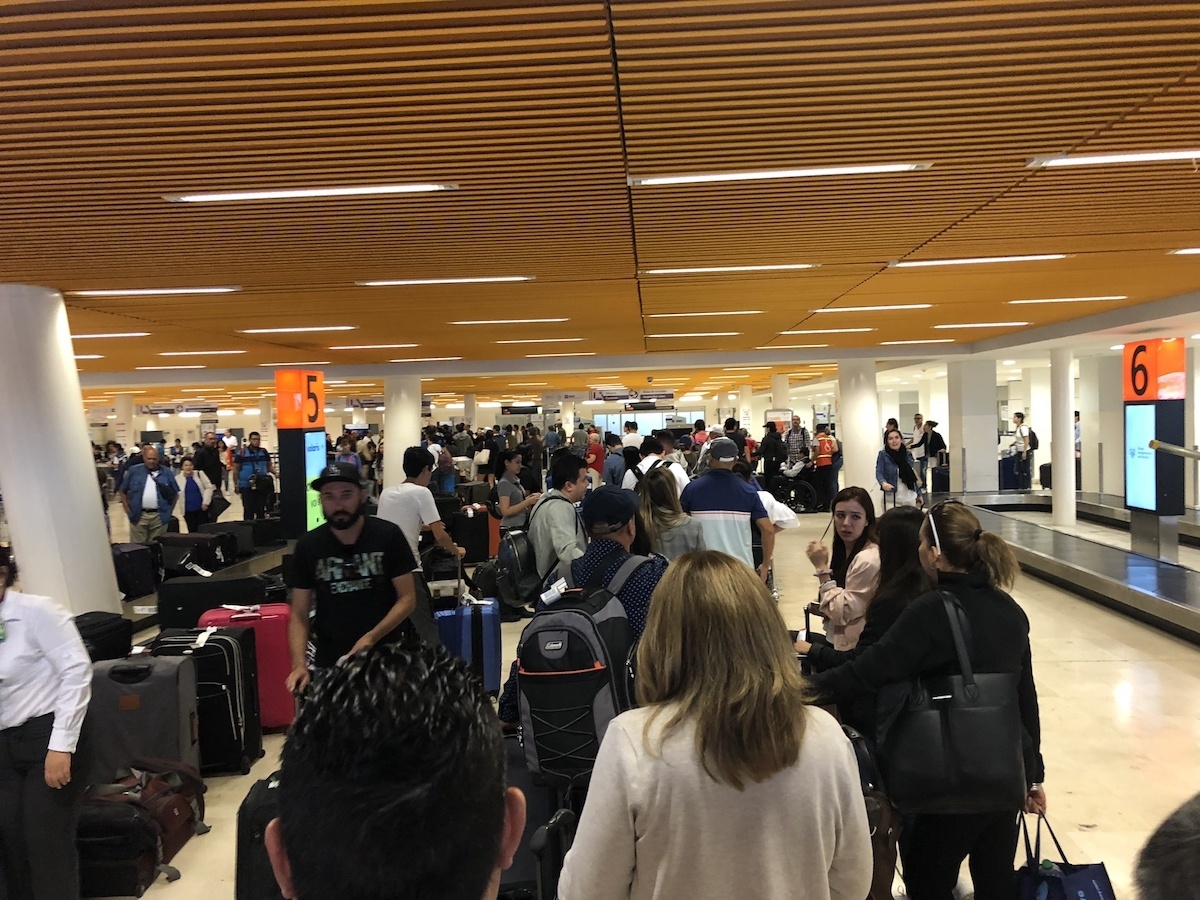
1130,345,1149,396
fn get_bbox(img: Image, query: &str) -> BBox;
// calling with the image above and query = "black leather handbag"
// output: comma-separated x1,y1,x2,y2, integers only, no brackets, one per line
876,592,1027,814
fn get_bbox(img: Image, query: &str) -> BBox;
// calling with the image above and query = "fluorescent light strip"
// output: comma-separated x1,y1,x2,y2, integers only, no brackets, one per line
1028,150,1200,168
69,287,239,297
75,354,103,360
159,350,247,357
646,310,765,317
780,328,874,335
526,352,596,358
880,339,956,345
1008,295,1125,305
510,383,549,387
450,318,569,325
646,332,741,338
258,361,331,367
240,326,355,334
631,162,931,187
72,332,151,339
358,276,533,286
932,322,1029,329
642,264,816,275
813,304,931,313
390,357,462,363
495,338,585,344
756,343,829,350
136,365,206,370
165,183,457,203
179,388,210,393
890,254,1066,268
330,343,418,350
723,366,772,371
1170,248,1200,255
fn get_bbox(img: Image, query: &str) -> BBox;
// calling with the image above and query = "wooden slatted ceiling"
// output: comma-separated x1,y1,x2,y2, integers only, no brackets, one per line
0,1,1196,400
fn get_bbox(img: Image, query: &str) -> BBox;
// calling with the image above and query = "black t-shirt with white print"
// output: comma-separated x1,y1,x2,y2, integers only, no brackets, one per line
289,516,417,666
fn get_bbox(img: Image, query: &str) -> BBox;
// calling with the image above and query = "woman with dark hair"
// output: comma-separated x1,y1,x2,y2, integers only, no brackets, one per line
805,486,879,650
876,428,925,508
635,465,705,560
809,500,1046,900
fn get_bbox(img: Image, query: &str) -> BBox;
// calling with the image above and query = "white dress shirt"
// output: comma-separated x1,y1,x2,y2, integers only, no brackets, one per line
0,591,93,753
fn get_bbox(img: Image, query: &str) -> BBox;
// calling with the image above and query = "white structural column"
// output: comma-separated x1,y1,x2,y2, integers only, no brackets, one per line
771,374,790,410
1078,357,1103,494
1026,366,1052,479
463,393,477,428
948,360,998,493
0,285,121,614
561,400,576,434
1050,348,1077,525
738,384,753,430
1080,355,1125,496
383,374,423,489
257,399,274,448
1186,348,1198,507
113,392,134,451
836,359,881,500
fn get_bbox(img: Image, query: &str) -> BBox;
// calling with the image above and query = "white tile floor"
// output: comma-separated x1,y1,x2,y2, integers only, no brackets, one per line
135,505,1200,899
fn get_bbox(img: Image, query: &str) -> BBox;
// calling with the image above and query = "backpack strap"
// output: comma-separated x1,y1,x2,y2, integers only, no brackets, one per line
565,547,626,591
605,554,654,595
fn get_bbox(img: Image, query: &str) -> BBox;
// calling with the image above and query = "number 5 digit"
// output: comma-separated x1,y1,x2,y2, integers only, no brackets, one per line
305,374,320,422
1130,345,1149,397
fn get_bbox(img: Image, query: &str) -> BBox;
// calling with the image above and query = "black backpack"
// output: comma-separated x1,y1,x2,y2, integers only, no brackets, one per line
517,549,651,788
494,496,574,608
1027,429,1040,451
630,458,663,483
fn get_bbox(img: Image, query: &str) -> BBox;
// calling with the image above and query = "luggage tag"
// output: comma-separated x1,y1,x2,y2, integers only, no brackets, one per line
539,577,568,607
220,604,261,613
192,627,219,649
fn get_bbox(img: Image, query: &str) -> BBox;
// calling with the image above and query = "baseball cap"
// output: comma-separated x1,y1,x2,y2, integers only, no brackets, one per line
310,462,364,491
708,437,740,462
581,485,640,533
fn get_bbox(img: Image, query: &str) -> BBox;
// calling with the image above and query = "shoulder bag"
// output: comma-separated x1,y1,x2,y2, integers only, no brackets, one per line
875,592,1027,814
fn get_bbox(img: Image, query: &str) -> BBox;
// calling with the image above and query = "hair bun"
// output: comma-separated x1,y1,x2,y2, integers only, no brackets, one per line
974,528,983,540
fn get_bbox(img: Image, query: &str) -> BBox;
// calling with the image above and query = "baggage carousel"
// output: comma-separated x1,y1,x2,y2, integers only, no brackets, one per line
942,491,1200,644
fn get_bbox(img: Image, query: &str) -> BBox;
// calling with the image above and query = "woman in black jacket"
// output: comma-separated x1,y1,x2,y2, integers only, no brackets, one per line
809,500,1046,900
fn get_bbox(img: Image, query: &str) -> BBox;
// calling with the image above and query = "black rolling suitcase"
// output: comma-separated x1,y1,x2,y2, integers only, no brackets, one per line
200,521,255,556
931,466,950,493
150,627,264,775
451,510,490,564
77,801,164,898
112,542,158,598
432,493,462,523
499,734,560,899
75,611,134,662
457,481,490,505
251,516,284,547
1040,462,1052,489
156,533,229,578
156,572,269,629
235,772,285,900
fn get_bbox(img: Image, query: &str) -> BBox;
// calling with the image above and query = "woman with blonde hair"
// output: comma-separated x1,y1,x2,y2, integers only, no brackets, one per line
634,465,706,560
558,551,871,900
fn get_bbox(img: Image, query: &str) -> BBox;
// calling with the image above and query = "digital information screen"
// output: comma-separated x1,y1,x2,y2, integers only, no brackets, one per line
304,430,327,531
1124,404,1157,512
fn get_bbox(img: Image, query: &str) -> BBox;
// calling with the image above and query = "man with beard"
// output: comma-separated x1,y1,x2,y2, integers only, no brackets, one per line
284,464,419,697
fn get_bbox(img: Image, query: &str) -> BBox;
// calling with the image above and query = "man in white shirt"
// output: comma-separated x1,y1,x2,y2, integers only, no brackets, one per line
222,428,239,451
621,435,690,495
375,447,466,647
621,421,642,449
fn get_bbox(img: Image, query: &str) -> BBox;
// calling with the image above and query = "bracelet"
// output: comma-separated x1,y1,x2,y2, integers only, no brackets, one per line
813,568,832,577
1029,782,1042,791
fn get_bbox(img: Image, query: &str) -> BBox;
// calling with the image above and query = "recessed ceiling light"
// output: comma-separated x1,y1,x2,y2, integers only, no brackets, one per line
645,310,766,317
932,322,1030,329
243,407,262,415
329,343,419,350
257,361,331,367
1028,149,1200,168
1008,295,1126,305
240,326,355,334
510,382,549,387
390,356,462,363
813,304,932,313
1170,248,1200,255
646,332,741,338
71,332,151,339
136,365,207,370
323,406,335,412
890,254,1067,268
158,350,247,357
68,287,239,296
164,183,457,203
495,338,585,344
74,354,103,360
1193,334,1200,340
526,352,597,358
358,276,532,286
879,339,956,345
450,318,569,325
1002,359,1016,365
780,328,874,335
642,264,817,275
179,388,210,392
630,162,931,186
755,343,830,350
1110,344,1125,351
723,366,772,371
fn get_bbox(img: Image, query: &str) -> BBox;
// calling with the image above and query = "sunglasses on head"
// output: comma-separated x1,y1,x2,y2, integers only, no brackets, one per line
926,498,965,552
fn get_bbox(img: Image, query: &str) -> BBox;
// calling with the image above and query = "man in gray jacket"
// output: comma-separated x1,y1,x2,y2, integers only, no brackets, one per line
529,453,590,584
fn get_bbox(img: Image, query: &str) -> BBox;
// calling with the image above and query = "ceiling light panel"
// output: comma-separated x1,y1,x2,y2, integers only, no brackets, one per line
359,276,533,286
165,183,458,202
642,264,817,275
329,343,419,350
889,254,1067,268
240,326,355,334
780,328,874,335
1007,296,1126,304
630,162,931,186
69,287,239,296
813,304,932,313
1028,150,1200,168
645,310,765,317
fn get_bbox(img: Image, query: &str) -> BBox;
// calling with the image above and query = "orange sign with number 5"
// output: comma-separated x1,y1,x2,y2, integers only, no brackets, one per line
275,369,325,429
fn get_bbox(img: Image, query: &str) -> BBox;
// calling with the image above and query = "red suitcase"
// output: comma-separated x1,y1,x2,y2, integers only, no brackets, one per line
197,604,294,729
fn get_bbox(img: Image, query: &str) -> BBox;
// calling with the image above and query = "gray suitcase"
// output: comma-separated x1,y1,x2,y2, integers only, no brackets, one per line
86,656,200,785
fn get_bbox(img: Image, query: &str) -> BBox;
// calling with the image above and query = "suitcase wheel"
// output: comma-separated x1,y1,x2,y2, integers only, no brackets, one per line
159,864,182,883
240,757,252,776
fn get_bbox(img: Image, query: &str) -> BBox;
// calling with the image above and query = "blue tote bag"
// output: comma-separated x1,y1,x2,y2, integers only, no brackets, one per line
1016,814,1116,900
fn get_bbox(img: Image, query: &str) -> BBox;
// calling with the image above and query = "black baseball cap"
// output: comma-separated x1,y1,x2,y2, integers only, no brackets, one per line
310,463,364,491
581,485,640,533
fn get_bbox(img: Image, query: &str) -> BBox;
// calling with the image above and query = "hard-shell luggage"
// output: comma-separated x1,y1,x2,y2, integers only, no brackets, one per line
1039,462,1052,489
250,516,284,547
432,492,462,523
155,532,229,578
198,604,294,729
87,657,200,785
450,509,490,563
156,572,269,630
435,600,502,694
112,542,157,599
75,611,134,662
199,521,255,556
456,480,490,505
149,628,264,775
931,466,950,493
77,798,163,897
235,772,285,900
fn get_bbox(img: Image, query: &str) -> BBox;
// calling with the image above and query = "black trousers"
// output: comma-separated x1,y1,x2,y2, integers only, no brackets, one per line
410,572,444,648
815,465,837,510
242,489,268,520
0,714,86,900
183,509,207,533
902,810,1020,900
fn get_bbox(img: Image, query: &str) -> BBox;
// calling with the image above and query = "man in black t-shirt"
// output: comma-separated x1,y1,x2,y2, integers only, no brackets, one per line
285,464,419,696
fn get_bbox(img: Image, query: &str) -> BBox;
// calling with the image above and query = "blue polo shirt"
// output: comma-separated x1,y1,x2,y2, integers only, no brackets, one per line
679,470,767,569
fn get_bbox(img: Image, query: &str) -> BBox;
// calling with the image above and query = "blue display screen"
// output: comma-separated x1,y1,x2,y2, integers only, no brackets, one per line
1124,404,1156,512
305,430,327,531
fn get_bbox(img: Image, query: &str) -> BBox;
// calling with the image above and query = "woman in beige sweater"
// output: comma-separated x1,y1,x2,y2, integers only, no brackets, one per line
558,551,872,900
806,486,881,650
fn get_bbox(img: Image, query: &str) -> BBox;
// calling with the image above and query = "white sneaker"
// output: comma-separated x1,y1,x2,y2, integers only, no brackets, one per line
953,875,974,900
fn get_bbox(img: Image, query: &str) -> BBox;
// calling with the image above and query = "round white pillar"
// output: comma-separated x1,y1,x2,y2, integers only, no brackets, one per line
836,359,881,503
0,285,121,614
113,392,134,453
384,374,423,489
463,393,477,428
771,374,790,410
738,384,753,430
561,401,576,434
1051,348,1077,525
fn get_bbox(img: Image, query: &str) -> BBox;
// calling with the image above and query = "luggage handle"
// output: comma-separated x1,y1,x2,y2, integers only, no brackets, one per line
107,663,153,683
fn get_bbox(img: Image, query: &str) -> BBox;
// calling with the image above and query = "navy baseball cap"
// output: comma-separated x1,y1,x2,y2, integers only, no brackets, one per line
581,485,640,533
310,463,364,491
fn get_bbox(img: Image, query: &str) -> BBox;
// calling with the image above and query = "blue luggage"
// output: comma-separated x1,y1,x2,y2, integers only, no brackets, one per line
435,600,502,694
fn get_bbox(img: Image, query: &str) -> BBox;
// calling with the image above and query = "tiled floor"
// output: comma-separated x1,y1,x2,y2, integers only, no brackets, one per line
134,505,1200,899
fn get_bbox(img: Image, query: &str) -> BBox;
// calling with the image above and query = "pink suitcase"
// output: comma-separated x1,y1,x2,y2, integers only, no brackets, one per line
197,604,294,728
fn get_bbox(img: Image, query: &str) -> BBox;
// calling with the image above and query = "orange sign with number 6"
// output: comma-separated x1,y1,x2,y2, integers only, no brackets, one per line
1123,338,1185,402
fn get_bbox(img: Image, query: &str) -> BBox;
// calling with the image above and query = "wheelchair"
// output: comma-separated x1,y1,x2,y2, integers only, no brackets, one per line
769,461,818,513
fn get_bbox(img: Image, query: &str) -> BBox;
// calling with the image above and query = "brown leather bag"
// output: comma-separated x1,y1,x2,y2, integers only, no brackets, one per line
90,759,210,866
843,726,902,900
